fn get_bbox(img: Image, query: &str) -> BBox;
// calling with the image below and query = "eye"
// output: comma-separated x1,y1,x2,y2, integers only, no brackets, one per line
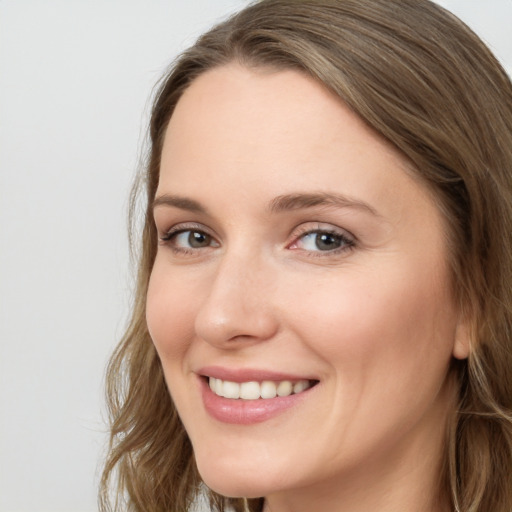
160,226,219,253
289,227,354,254
173,230,213,248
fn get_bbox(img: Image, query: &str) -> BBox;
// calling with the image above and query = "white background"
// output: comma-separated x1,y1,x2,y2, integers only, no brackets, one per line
1,1,511,511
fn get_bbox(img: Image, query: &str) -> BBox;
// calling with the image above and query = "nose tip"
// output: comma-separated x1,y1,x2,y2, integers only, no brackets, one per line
196,308,278,346
194,260,279,348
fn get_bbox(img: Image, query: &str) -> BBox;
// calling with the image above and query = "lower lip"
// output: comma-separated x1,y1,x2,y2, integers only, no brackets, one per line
200,378,314,425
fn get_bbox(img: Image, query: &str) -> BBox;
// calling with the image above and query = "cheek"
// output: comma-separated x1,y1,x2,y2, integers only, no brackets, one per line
146,263,196,362
282,261,458,452
285,260,456,381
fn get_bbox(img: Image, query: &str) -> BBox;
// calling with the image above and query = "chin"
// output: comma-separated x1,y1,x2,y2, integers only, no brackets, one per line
195,452,280,499
198,468,266,499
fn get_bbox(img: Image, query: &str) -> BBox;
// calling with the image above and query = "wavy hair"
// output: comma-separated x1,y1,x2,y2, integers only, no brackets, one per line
100,1,512,511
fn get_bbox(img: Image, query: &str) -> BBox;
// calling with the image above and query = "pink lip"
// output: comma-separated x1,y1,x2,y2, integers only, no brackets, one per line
197,367,318,425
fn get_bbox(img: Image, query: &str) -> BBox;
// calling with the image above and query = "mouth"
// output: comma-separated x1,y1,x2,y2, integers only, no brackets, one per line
207,376,317,400
198,369,319,424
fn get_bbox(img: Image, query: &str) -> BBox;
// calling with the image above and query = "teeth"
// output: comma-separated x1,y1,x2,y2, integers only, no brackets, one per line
223,380,240,399
293,380,309,394
260,381,277,399
240,381,260,400
277,381,293,397
214,378,223,396
208,377,313,400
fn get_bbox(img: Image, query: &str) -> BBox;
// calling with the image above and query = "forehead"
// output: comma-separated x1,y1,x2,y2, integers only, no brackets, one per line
165,64,395,153
158,64,436,227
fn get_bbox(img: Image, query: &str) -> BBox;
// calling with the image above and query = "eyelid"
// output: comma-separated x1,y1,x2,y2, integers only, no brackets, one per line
159,222,211,239
290,222,355,241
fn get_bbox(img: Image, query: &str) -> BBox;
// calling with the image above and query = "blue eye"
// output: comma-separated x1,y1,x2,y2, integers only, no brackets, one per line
294,230,354,252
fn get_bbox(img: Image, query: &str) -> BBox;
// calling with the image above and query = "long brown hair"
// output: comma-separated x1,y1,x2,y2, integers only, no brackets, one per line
100,1,512,511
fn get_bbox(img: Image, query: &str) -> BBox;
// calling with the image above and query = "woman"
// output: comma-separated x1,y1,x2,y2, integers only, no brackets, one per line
100,1,512,511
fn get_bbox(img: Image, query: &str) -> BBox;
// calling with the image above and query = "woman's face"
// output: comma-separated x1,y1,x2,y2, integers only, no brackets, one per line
147,65,467,504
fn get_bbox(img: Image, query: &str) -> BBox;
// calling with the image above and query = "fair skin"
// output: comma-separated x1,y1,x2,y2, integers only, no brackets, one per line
146,64,468,512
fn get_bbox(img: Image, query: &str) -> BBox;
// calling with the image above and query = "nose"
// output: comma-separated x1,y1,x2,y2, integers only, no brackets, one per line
194,251,279,348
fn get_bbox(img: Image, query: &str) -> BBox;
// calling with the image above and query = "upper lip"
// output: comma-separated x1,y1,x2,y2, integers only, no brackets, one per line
197,365,318,383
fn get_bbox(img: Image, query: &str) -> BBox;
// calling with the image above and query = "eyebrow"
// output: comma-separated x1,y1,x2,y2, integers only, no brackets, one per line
152,191,380,217
268,192,381,217
152,194,208,214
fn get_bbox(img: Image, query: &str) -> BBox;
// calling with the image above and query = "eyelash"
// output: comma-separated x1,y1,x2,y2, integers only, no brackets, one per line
158,223,355,258
288,225,355,257
159,223,217,256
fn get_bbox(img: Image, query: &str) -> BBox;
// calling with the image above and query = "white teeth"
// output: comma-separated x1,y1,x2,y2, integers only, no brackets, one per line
277,381,293,397
240,381,260,400
214,378,223,396
208,377,313,400
260,381,277,399
222,379,240,399
293,380,309,394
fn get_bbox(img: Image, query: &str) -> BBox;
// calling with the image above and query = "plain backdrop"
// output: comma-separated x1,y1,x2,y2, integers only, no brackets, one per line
0,1,511,511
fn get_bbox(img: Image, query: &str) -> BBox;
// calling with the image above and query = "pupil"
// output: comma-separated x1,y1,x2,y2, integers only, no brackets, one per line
189,231,209,248
316,233,341,251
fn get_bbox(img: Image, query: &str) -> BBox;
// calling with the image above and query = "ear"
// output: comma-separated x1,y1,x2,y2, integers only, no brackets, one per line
452,312,472,360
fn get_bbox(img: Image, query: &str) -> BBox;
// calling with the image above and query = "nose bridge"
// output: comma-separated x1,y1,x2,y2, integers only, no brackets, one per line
194,245,278,347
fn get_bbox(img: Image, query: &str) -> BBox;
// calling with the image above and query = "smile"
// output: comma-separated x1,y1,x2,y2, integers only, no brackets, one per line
208,377,314,400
